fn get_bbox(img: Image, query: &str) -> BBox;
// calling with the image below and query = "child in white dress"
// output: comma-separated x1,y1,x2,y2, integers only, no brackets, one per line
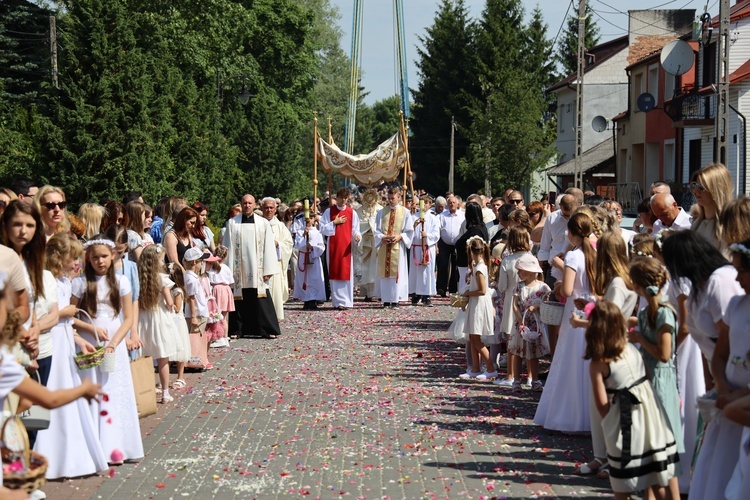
207,245,234,347
509,254,550,392
493,227,530,387
535,212,596,433
33,234,108,478
586,300,679,499
138,244,179,403
460,236,496,380
71,237,144,464
168,264,190,389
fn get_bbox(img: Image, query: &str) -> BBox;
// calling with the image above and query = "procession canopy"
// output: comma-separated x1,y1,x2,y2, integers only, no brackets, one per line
317,131,407,186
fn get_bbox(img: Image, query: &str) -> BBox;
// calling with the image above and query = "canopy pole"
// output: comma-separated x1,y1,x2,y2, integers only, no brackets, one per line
313,112,319,213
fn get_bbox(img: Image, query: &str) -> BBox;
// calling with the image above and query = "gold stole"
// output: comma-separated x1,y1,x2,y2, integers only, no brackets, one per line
377,206,405,278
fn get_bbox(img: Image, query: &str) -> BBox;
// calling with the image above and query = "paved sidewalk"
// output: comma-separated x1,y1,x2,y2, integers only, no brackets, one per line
42,299,610,499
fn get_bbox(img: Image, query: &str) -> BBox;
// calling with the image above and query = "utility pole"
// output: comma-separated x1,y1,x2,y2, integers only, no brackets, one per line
49,15,58,89
574,0,586,189
485,104,492,198
449,116,455,193
716,0,730,164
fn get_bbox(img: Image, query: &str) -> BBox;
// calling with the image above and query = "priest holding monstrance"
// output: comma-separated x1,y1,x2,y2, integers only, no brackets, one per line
320,187,361,310
223,194,281,338
374,187,413,308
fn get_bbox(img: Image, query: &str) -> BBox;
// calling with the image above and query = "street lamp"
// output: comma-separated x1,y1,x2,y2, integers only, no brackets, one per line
237,74,254,106
217,70,255,106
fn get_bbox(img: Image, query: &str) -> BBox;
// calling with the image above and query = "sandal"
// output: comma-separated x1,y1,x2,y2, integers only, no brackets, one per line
171,379,186,389
596,463,610,479
573,457,605,475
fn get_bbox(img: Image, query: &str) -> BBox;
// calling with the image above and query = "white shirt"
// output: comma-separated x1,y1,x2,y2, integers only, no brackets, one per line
439,210,465,245
184,271,208,318
35,270,58,360
652,207,693,233
537,210,568,279
208,264,234,286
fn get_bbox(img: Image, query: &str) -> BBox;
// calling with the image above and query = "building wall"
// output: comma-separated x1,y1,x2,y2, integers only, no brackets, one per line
554,49,629,163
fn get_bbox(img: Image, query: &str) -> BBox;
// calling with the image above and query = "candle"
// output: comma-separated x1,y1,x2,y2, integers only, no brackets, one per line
304,199,310,219
419,199,425,218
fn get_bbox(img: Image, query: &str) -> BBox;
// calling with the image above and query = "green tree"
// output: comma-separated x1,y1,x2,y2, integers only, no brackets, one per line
557,3,600,76
459,0,554,192
524,5,558,143
410,0,477,196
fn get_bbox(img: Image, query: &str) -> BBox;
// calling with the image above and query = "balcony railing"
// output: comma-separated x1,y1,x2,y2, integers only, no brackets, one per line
664,87,714,123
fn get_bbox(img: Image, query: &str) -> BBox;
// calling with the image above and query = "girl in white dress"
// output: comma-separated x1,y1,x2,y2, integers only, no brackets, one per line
168,264,190,389
509,254,550,392
493,227,530,387
460,236,496,379
71,237,144,464
0,269,105,494
535,212,597,433
34,235,108,478
696,240,750,500
138,244,179,403
586,300,679,499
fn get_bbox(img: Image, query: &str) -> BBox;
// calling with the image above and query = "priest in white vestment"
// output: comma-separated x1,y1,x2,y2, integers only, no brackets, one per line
374,187,413,307
408,195,440,305
320,188,361,309
223,194,281,338
293,220,326,309
356,189,382,301
260,197,294,320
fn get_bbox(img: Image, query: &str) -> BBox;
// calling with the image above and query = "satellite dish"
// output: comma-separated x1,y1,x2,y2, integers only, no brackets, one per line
660,40,694,76
637,92,656,112
592,115,608,133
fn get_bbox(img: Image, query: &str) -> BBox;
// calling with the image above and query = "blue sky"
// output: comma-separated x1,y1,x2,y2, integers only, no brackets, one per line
330,0,711,104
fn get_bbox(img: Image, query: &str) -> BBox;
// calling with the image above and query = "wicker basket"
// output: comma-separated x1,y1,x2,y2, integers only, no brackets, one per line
1,416,47,492
73,310,106,370
449,293,468,308
539,293,565,326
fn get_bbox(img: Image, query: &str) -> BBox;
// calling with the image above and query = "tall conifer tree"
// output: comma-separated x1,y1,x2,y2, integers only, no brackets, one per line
410,0,476,196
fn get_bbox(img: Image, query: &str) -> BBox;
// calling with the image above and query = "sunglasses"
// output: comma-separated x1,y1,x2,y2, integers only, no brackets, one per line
509,199,523,205
690,181,706,192
43,201,67,210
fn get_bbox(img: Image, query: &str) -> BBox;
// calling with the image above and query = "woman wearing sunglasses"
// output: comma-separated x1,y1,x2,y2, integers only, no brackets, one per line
690,163,734,258
34,185,71,241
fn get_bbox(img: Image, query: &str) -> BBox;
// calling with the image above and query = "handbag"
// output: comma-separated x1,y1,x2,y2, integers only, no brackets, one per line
18,372,50,432
130,356,157,419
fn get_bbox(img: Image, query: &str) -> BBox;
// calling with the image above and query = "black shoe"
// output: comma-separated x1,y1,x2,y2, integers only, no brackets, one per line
363,296,373,302
437,289,446,298
411,297,419,305
391,302,399,308
383,302,390,308
422,298,433,306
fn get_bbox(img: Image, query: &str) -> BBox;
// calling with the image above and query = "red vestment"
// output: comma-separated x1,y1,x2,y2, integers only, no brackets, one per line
327,205,353,280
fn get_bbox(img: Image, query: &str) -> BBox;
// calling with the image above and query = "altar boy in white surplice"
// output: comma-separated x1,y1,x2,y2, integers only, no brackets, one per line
223,194,281,339
409,195,439,306
374,187,413,307
293,219,326,310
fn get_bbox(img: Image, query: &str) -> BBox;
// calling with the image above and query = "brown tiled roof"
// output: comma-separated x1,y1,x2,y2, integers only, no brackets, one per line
627,35,677,66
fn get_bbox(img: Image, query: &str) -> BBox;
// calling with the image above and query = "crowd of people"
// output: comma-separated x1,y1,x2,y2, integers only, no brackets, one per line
0,162,748,499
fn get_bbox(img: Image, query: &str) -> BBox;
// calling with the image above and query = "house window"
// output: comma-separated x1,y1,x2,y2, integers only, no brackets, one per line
702,41,717,88
634,73,644,109
648,64,659,103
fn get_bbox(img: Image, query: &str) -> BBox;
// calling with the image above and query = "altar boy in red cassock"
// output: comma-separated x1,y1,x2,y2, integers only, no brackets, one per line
320,188,361,310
